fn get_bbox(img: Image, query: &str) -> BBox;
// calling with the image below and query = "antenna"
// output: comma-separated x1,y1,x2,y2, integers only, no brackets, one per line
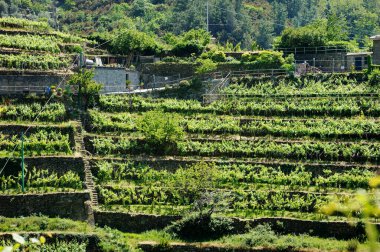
206,0,209,32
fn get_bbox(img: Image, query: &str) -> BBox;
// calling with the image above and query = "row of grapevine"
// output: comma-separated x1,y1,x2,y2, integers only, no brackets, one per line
98,186,338,213
0,102,66,122
98,95,380,117
0,168,82,192
0,34,83,53
0,130,72,156
88,110,380,140
89,136,380,162
95,161,374,190
0,54,70,70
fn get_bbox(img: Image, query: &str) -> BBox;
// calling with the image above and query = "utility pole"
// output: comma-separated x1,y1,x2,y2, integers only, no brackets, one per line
206,1,209,32
21,133,25,193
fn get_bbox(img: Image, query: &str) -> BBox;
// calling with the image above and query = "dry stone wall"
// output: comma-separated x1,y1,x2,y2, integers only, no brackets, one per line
0,192,90,221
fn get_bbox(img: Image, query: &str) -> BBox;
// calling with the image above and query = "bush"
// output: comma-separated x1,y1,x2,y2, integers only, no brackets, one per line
241,51,285,69
195,58,217,74
211,51,226,62
111,29,161,55
136,110,184,152
241,52,251,63
166,214,233,241
368,69,380,86
244,225,278,247
179,80,191,88
171,41,204,57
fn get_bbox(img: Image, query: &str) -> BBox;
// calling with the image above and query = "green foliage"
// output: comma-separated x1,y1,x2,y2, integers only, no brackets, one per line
195,58,217,74
68,70,103,108
276,21,328,48
136,110,184,150
179,80,191,88
0,54,69,70
171,29,211,57
201,50,226,62
240,51,285,69
0,102,66,122
166,214,233,241
111,29,161,55
0,17,51,31
368,69,380,86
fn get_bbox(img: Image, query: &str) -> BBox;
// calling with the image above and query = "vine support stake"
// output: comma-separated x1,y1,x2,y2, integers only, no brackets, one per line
21,133,25,193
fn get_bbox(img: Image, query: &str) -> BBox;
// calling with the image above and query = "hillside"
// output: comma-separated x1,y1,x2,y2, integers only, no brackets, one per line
0,17,95,73
0,0,379,49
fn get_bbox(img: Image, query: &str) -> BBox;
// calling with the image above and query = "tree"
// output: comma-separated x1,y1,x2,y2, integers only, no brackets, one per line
195,58,217,74
171,29,211,57
136,110,184,153
110,29,161,56
67,69,102,108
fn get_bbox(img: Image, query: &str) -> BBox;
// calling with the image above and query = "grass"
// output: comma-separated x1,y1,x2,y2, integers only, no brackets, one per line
0,216,93,233
215,224,371,251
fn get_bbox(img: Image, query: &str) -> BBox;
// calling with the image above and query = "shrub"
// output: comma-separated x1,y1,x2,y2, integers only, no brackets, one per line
195,59,217,74
136,110,184,152
179,80,191,88
241,52,251,63
68,70,103,108
368,69,380,86
166,214,233,241
244,225,278,247
211,51,226,62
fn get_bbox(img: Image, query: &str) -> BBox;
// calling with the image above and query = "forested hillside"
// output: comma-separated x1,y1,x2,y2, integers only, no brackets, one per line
0,0,379,49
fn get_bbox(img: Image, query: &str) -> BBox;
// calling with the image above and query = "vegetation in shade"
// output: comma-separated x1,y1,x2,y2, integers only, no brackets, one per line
0,54,70,70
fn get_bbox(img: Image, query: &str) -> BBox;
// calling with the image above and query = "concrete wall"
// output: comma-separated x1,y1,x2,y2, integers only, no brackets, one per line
294,52,347,72
373,40,380,65
126,69,140,89
0,192,91,221
347,55,370,70
93,67,127,93
0,75,64,94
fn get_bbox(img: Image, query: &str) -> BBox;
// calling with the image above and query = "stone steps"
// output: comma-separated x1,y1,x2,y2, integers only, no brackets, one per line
74,118,99,207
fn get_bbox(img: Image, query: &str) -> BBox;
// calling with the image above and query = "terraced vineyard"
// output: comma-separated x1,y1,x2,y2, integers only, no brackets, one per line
0,17,92,71
2,75,380,251
87,91,380,223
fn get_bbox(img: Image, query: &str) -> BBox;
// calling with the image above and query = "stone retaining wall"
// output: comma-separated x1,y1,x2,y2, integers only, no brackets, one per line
94,211,374,240
94,211,181,233
0,157,84,179
0,75,65,94
0,192,90,221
